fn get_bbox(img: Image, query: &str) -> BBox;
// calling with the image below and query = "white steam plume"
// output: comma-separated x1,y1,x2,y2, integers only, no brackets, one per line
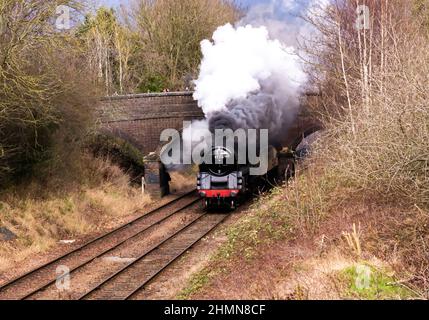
193,23,306,116
164,3,317,171
161,0,333,175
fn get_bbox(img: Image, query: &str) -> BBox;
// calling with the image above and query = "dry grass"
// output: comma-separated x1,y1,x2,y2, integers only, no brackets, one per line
342,223,362,258
300,0,429,295
179,174,423,299
303,1,429,207
169,168,198,193
0,156,151,272
180,1,429,299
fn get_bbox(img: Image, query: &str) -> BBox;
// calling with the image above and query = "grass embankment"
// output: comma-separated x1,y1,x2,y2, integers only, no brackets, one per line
179,164,424,299
0,155,151,272
179,1,429,300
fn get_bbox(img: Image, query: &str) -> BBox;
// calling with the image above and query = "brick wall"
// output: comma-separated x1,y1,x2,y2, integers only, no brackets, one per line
99,92,204,155
98,91,321,155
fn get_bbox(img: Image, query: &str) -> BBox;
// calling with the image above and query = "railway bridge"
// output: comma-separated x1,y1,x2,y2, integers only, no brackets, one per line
98,92,204,156
98,91,320,197
98,91,320,155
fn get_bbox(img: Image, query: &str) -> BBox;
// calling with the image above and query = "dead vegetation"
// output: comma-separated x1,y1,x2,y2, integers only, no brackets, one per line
180,0,429,299
0,155,151,272
0,0,98,185
0,1,154,272
169,167,199,193
301,0,429,293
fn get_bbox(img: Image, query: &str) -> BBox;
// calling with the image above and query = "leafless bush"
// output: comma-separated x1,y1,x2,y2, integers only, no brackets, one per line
302,0,429,207
297,0,429,293
0,0,97,185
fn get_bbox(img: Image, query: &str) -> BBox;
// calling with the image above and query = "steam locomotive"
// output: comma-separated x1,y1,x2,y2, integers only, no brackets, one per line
197,144,295,210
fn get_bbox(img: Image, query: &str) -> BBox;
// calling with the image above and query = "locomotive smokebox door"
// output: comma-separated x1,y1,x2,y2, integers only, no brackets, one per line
144,155,170,198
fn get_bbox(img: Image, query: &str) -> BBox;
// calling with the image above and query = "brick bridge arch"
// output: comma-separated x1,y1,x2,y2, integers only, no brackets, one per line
98,91,320,156
99,92,204,155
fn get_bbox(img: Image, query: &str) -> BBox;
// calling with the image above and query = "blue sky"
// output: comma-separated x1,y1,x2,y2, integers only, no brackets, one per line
98,0,310,18
97,0,313,45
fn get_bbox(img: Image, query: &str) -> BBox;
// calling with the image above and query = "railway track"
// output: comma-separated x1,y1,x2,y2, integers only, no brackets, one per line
80,213,228,300
0,190,204,300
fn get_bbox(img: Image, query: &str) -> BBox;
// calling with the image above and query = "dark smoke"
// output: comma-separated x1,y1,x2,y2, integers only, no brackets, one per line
208,83,300,147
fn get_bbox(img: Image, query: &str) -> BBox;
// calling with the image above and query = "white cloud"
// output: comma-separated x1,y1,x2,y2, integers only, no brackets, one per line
282,0,297,10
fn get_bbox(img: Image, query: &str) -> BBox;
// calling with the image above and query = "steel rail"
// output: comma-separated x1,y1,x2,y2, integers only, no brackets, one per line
125,214,228,300
0,190,196,293
20,198,200,300
78,212,216,300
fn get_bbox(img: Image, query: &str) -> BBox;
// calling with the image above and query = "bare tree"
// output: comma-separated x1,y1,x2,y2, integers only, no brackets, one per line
0,0,95,183
130,0,241,91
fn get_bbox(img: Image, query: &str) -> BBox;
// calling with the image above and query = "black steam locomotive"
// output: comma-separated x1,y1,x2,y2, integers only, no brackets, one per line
197,144,295,210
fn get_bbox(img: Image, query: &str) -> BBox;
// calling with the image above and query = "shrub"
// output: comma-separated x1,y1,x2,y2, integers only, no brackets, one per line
298,0,429,293
0,0,97,185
